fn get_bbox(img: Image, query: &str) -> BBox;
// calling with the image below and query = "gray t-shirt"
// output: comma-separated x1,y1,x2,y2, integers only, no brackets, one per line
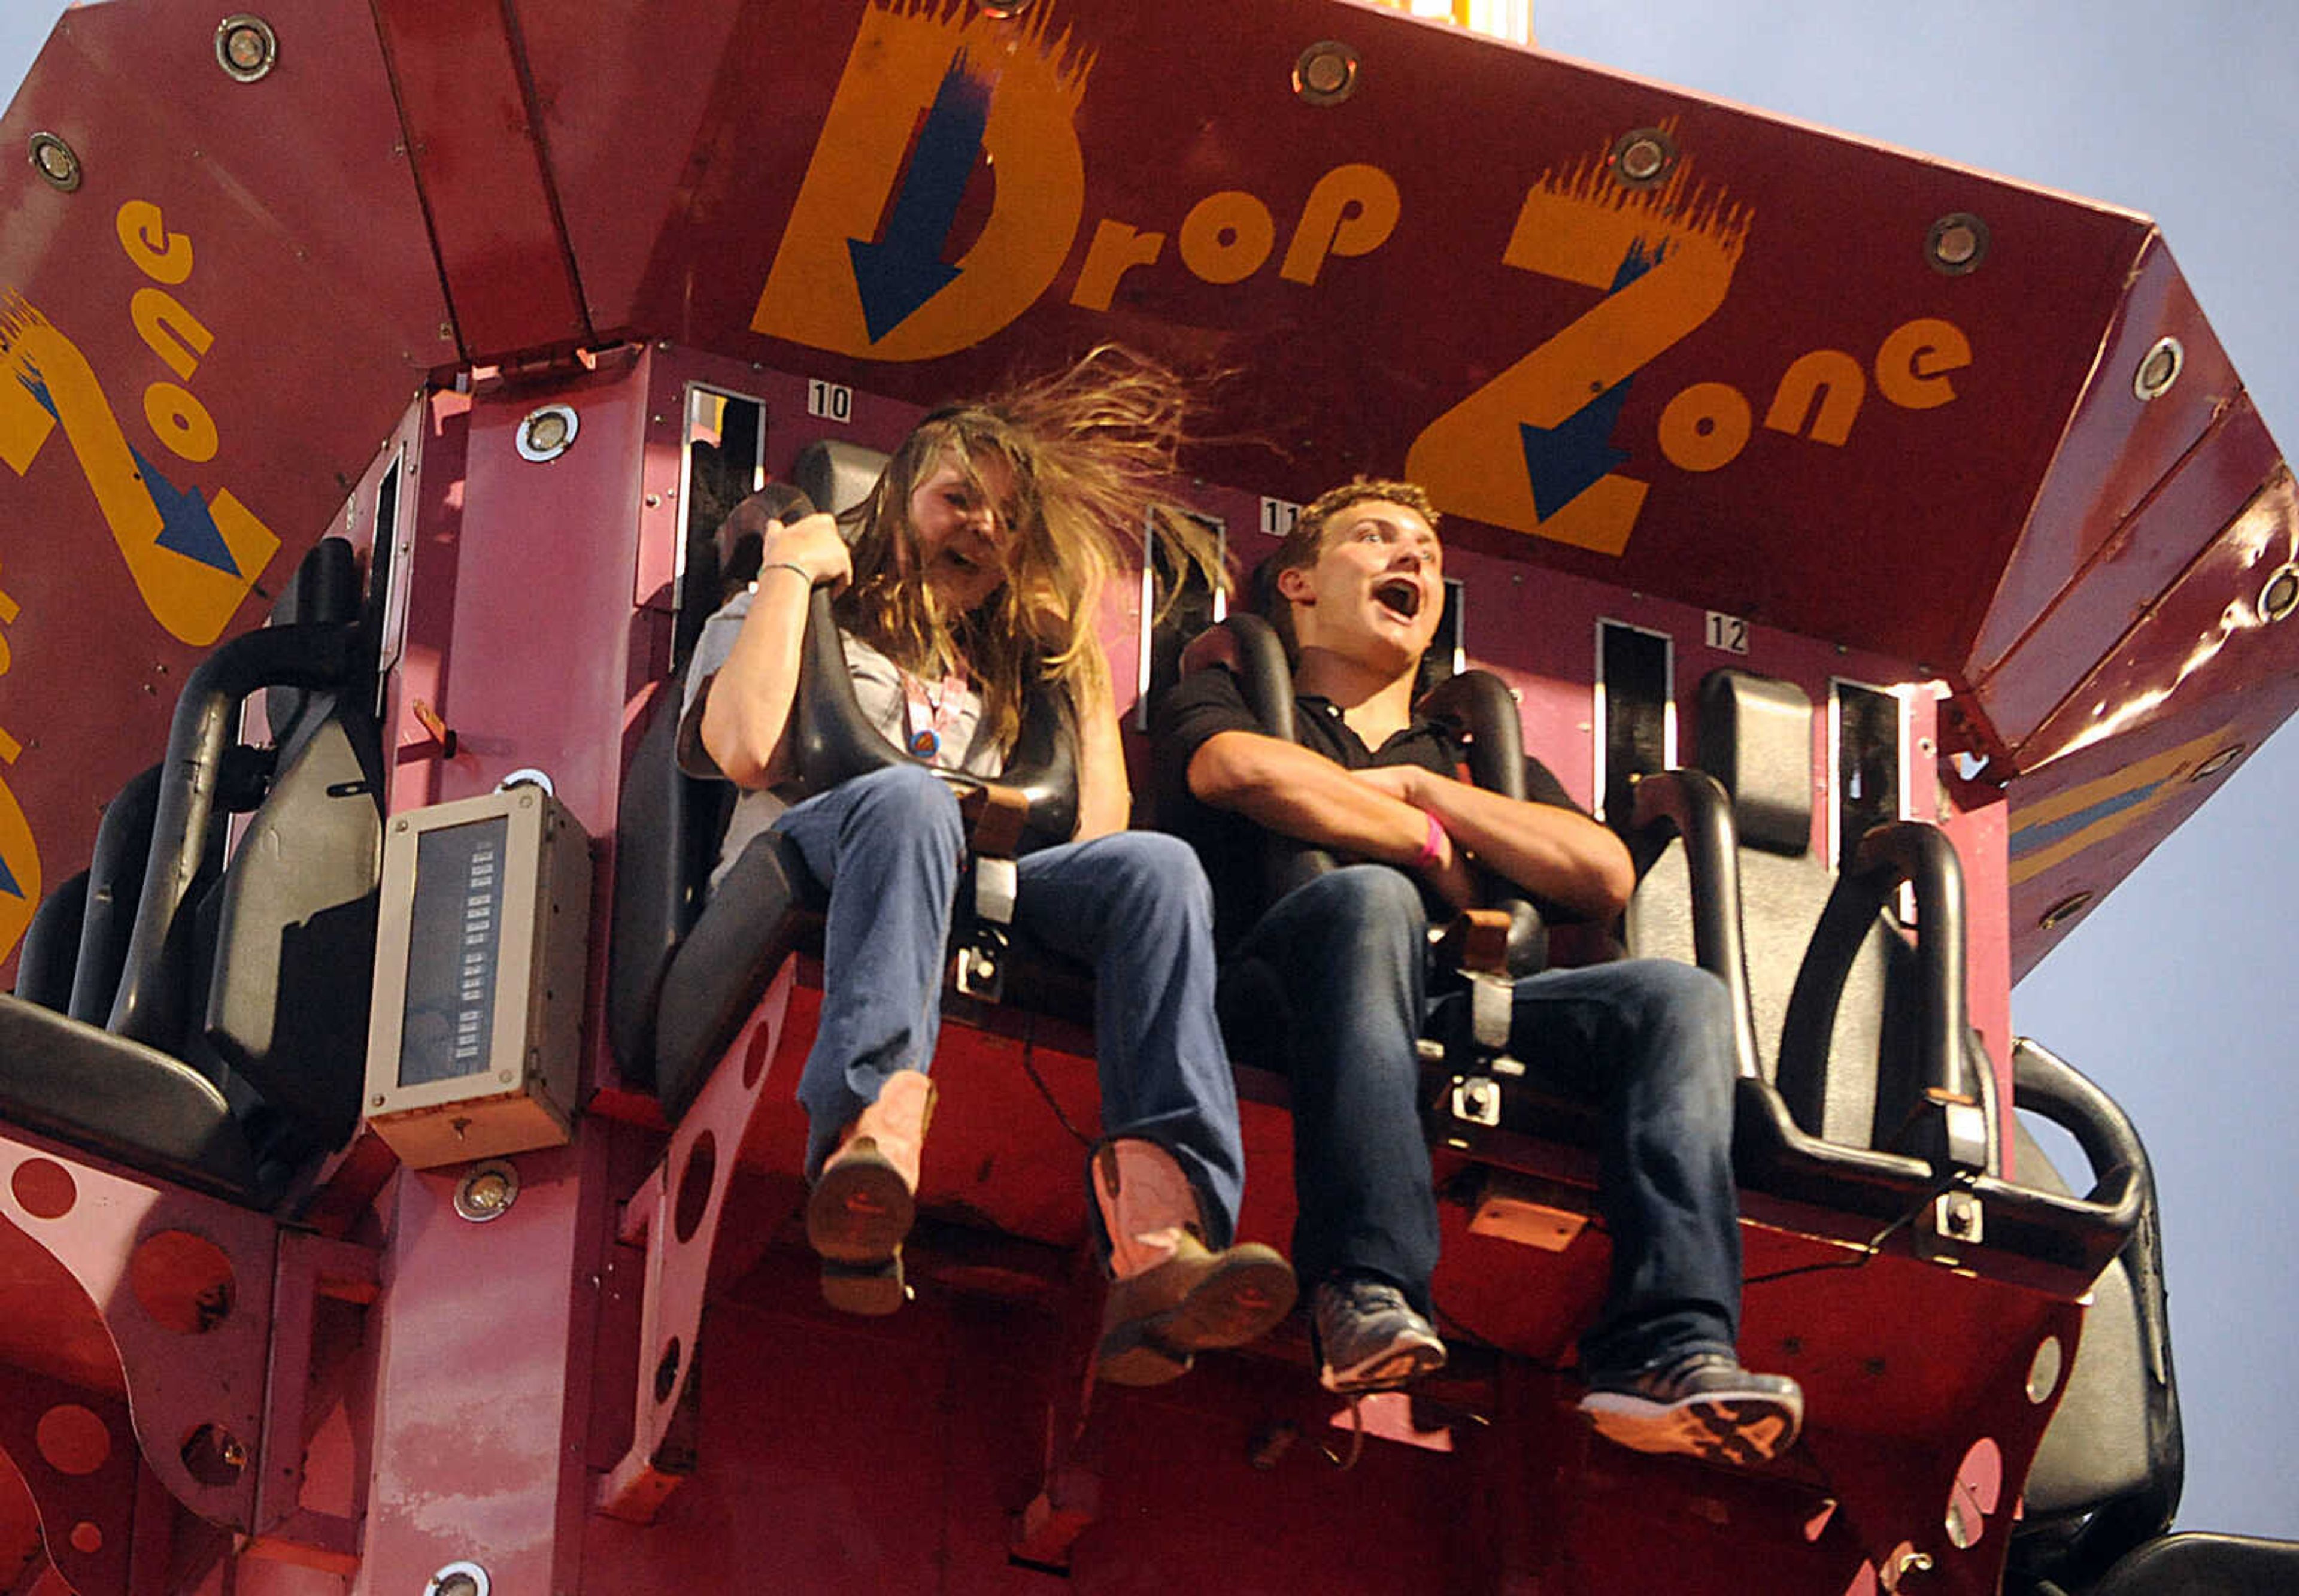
678,586,1001,888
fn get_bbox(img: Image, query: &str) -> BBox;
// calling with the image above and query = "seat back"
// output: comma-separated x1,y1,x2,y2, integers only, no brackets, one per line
198,678,384,1152
605,676,727,1087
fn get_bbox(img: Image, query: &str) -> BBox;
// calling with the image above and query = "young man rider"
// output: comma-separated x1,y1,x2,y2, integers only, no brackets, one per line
1151,478,1804,1463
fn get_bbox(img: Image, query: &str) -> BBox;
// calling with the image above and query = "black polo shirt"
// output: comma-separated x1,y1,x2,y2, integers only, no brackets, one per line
1151,665,1576,957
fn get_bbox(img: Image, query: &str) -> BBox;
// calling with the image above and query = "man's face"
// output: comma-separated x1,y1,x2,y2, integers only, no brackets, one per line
1279,498,1444,674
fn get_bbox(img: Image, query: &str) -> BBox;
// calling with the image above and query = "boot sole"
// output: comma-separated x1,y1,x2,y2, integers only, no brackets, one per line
1096,1246,1298,1388
820,1254,906,1316
806,1148,915,1264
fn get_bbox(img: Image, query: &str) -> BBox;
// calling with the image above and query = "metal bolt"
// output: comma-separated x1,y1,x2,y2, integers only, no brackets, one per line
1610,128,1678,188
29,132,82,192
216,16,279,83
1926,212,1989,275
1293,40,1361,106
2038,890,2094,931
2133,336,2184,400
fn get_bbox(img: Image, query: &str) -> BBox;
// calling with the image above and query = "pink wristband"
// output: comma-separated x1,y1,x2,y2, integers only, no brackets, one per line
1413,811,1443,870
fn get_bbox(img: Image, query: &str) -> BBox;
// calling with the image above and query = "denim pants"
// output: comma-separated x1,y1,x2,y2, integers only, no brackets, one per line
1224,864,1742,1374
770,763,1247,1245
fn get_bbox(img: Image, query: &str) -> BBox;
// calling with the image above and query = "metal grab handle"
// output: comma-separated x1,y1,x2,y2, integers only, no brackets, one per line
110,621,360,1049
1779,820,1983,1170
789,585,1078,847
1630,769,1762,1080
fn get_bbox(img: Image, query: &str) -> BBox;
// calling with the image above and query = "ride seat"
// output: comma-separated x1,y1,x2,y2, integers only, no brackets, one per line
0,537,383,1200
1621,669,2144,1276
2007,1038,2182,1590
608,439,1083,1126
1626,669,1961,1154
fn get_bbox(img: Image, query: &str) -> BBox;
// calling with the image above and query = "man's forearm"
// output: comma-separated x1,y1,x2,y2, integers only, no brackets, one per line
1185,730,1434,866
1400,769,1633,920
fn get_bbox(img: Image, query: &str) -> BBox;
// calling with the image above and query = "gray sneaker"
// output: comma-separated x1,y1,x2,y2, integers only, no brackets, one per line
1312,1276,1448,1394
1578,1349,1804,1464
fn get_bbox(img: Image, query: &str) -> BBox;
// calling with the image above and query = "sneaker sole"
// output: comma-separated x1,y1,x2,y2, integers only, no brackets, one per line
806,1149,914,1264
1320,1336,1448,1395
1578,1392,1802,1465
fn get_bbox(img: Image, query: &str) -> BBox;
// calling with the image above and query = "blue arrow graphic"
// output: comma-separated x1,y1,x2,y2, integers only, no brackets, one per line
137,445,242,577
0,853,20,899
1519,238,1665,521
17,367,240,576
848,53,993,344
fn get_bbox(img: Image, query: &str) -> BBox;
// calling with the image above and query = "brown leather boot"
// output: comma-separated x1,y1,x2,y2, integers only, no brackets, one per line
806,1070,936,1315
1090,1139,1297,1386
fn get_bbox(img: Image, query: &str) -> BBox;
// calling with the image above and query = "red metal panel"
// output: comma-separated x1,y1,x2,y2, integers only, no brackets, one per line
2002,472,2299,975
0,11,447,968
54,0,452,370
2021,470,2299,767
1976,396,2282,758
626,0,2148,665
427,358,649,832
369,0,590,362
360,1142,608,1596
511,0,748,339
1969,236,2239,678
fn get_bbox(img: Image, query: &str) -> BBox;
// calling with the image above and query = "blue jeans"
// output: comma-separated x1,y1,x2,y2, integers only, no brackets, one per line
1224,864,1742,1374
770,764,1247,1245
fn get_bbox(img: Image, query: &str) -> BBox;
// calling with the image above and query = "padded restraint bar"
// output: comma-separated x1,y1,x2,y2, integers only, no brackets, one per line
110,621,361,1052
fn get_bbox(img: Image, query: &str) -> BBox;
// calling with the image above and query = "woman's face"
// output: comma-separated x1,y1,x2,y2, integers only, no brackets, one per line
907,450,1016,615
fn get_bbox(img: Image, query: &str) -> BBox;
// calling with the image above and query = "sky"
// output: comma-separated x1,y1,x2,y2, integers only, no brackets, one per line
4,0,2292,1544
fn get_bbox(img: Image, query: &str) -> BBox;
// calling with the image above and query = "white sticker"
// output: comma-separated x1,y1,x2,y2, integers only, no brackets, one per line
805,378,854,423
1260,497,1302,536
1704,611,1750,654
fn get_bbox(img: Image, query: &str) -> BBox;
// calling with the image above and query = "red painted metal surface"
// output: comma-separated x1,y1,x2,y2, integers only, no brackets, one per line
1,0,2291,976
368,0,591,362
0,2,2277,1591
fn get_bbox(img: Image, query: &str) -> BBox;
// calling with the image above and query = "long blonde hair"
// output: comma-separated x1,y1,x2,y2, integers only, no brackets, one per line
833,346,1227,753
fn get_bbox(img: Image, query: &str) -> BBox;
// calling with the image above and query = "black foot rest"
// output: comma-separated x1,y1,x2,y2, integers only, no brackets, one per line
0,994,257,1198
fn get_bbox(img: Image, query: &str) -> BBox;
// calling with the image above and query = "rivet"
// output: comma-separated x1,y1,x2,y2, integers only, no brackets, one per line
1609,127,1678,189
453,1162,519,1223
517,404,578,463
1293,40,1361,107
1927,212,1989,275
28,132,82,193
2189,745,2243,782
2258,563,2298,623
2133,336,2184,401
2038,890,2093,930
215,16,279,83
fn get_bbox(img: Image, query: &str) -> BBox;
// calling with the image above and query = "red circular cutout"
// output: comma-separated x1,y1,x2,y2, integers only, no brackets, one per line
36,1404,111,1476
128,1230,237,1334
11,1158,78,1220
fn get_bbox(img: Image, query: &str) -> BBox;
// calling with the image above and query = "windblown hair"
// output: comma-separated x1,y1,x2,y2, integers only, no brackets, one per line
1254,476,1442,660
833,345,1228,754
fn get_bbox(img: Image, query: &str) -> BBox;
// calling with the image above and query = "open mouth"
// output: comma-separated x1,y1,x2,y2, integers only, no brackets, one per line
1372,576,1423,621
